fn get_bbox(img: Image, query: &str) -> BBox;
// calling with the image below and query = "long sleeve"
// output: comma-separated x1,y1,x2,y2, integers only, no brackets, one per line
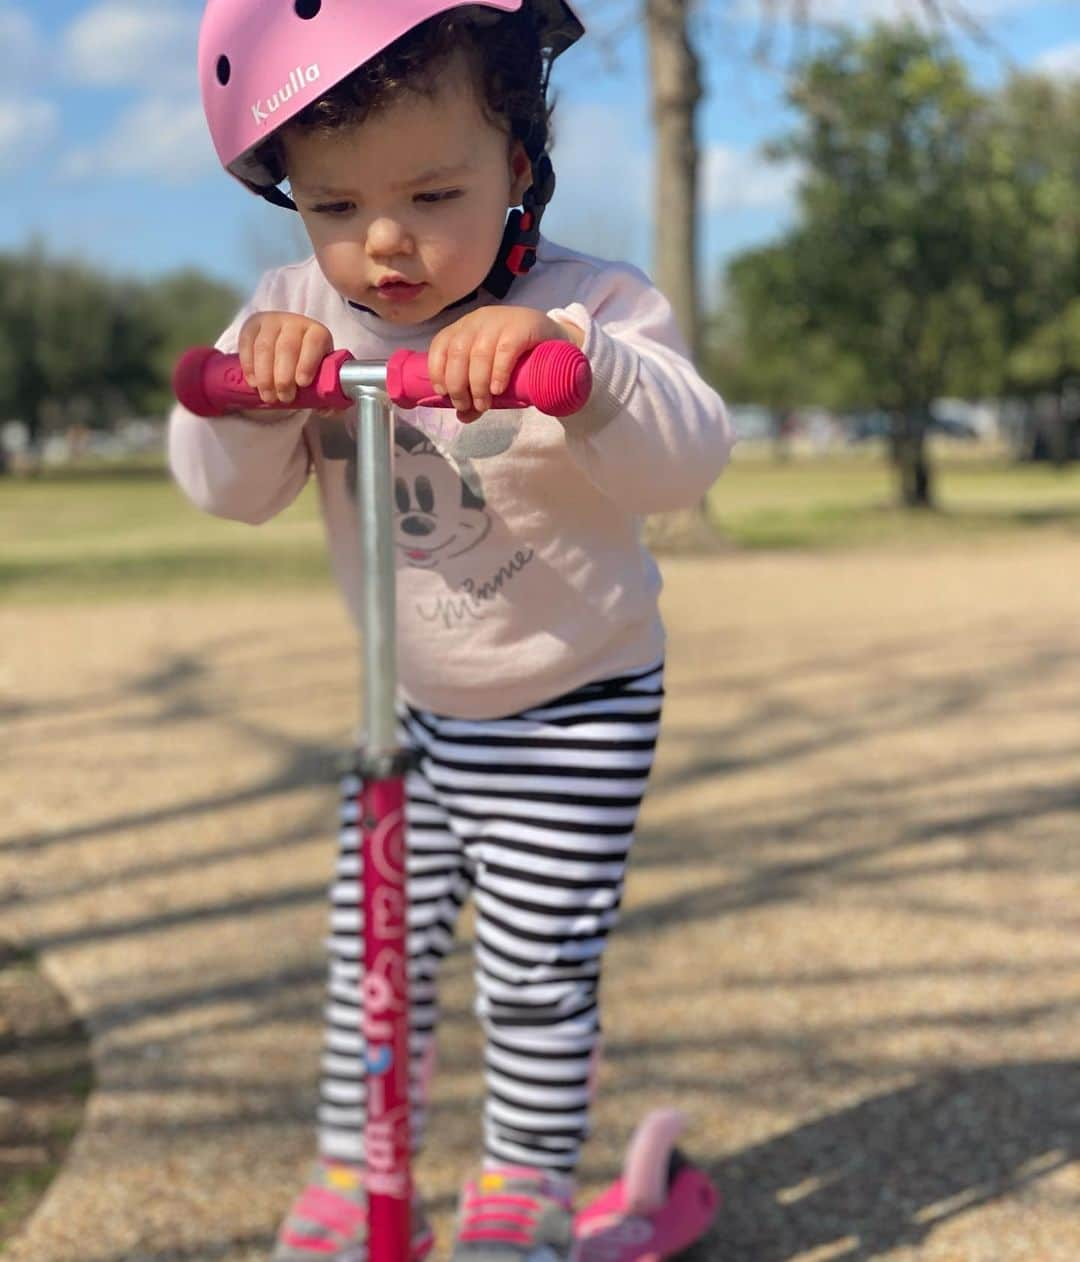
158,244,733,718
168,271,313,525
547,264,735,515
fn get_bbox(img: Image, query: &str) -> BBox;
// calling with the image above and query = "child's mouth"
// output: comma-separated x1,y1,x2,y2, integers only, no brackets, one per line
377,281,427,302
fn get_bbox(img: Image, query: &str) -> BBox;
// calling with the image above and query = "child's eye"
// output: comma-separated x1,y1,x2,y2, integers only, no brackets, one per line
414,189,463,205
311,201,354,216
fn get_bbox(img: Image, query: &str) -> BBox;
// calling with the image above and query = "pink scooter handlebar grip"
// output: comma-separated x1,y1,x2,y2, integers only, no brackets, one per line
172,345,355,417
173,341,591,418
386,341,591,417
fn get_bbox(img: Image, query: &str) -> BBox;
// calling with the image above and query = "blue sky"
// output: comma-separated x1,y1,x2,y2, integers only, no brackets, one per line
3,0,1078,297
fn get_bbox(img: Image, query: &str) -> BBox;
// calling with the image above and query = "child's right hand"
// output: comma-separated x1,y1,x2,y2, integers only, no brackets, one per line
237,312,334,406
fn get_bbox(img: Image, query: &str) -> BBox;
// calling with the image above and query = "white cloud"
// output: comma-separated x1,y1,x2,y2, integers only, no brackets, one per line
1033,41,1080,80
543,102,652,268
0,98,60,173
702,146,801,212
60,98,214,183
539,105,803,269
0,7,57,172
0,6,43,81
58,1,207,186
64,0,198,90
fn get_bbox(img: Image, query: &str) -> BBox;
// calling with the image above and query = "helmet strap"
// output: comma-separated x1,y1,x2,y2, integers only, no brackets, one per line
481,152,555,300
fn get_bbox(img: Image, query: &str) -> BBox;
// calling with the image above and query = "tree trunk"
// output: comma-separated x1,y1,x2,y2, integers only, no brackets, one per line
1049,389,1072,468
891,409,935,508
641,0,714,548
646,0,702,362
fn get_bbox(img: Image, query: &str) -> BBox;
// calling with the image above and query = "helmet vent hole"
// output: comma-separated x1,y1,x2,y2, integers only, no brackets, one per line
216,55,231,86
295,0,321,17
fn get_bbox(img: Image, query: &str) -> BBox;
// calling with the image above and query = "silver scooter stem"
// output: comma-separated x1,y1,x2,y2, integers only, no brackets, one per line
341,361,399,761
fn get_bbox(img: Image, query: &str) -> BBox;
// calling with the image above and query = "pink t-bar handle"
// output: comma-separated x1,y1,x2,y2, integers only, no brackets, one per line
173,341,592,418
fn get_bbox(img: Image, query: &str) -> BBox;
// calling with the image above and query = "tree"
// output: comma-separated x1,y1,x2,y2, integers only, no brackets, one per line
718,243,868,414
144,269,242,414
753,24,1006,506
714,33,1080,495
988,73,1080,465
637,0,980,359
1010,300,1080,466
0,250,239,464
0,249,165,448
984,75,1080,364
646,0,703,360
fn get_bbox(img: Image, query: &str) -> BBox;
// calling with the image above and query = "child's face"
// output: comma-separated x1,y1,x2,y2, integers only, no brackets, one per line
284,53,532,324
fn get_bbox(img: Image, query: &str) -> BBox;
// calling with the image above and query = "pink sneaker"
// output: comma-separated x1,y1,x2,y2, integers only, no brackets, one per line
273,1159,434,1262
451,1166,575,1261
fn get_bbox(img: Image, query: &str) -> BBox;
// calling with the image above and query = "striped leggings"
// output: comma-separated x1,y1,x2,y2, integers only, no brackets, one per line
318,663,664,1174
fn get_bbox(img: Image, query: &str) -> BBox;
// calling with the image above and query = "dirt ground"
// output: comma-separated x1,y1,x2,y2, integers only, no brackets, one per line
0,944,91,1245
2,539,1078,1262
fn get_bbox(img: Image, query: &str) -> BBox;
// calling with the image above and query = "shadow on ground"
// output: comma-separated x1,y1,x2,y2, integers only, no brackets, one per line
525,1060,1076,1262
0,943,93,1249
688,1060,1079,1261
72,1061,1078,1262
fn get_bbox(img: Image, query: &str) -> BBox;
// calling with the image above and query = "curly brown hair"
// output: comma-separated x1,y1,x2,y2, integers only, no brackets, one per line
256,7,557,186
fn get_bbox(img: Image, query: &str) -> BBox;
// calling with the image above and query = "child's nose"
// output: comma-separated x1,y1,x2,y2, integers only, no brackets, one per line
366,216,413,258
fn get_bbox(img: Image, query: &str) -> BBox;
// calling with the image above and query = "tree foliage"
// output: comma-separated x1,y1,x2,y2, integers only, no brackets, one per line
711,24,1080,502
0,249,240,450
614,0,986,359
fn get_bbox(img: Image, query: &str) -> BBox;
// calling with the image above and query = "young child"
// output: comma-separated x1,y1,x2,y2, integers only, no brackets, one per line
171,2,734,1259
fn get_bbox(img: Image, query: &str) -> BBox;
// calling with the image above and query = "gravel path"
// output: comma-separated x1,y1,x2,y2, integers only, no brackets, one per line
2,539,1078,1261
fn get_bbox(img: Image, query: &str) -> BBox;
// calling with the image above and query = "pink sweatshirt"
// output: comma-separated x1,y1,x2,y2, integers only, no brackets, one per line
169,238,735,719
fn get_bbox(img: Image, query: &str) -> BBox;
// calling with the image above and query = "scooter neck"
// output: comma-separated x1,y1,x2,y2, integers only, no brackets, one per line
341,364,398,761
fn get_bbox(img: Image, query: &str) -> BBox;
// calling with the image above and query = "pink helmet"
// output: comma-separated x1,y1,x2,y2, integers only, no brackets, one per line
198,0,583,192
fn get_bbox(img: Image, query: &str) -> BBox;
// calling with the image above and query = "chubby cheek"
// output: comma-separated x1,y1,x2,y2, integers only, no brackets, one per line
420,238,472,291
314,239,371,302
422,205,505,288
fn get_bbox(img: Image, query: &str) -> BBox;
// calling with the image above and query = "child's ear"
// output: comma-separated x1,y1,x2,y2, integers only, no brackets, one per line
508,140,532,206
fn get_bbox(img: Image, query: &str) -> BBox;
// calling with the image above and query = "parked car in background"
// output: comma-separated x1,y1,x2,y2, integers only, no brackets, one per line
846,410,892,443
846,403,984,444
929,398,994,441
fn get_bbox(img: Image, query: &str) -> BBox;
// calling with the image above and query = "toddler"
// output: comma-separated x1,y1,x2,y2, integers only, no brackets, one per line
171,2,735,1259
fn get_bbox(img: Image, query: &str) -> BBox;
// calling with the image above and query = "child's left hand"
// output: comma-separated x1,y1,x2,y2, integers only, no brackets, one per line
428,306,585,422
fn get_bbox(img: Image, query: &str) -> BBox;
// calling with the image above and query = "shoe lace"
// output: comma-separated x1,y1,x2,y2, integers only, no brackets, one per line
458,1172,570,1248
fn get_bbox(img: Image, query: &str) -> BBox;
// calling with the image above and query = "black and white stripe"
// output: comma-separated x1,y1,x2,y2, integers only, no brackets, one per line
318,663,663,1172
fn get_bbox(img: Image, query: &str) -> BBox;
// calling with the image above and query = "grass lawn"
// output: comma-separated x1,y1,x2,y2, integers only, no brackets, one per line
3,461,331,602
711,442,1080,549
4,443,1080,602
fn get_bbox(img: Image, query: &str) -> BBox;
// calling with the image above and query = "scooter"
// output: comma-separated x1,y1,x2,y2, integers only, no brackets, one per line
174,342,719,1262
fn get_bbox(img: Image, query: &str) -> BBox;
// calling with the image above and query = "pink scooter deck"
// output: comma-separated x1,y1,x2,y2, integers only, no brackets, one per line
573,1160,720,1261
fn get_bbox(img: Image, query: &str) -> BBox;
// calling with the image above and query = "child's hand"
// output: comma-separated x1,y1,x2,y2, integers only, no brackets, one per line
237,312,334,406
428,306,585,422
